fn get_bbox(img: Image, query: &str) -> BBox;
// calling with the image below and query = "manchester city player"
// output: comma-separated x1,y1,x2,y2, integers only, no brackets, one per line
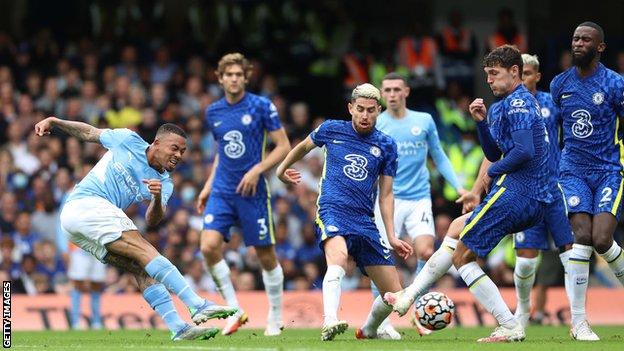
35,117,237,341
196,53,291,336
550,22,624,341
276,84,413,341
372,72,465,338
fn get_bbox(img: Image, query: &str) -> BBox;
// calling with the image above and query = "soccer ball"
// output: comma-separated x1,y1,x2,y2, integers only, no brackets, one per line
414,292,455,330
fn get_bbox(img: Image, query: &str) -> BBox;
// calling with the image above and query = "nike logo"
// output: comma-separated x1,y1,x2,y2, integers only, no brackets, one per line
561,94,572,99
214,121,223,127
332,140,344,144
384,255,391,260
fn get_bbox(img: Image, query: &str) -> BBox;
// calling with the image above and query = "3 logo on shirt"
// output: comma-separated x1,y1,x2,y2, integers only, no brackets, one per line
343,154,368,181
223,130,246,158
571,109,593,139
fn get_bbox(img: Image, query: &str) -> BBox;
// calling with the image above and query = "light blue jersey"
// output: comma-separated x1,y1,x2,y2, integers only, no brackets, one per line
376,109,461,200
67,129,174,210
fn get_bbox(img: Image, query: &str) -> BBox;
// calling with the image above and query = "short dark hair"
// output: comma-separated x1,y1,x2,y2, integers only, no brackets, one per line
156,123,187,139
381,72,408,86
578,21,604,42
483,45,523,77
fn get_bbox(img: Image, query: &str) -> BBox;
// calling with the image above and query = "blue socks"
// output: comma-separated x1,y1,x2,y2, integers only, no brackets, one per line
143,283,187,334
90,292,102,327
145,255,204,310
70,289,81,328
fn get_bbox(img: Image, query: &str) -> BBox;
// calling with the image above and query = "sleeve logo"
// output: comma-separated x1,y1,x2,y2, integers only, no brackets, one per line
343,154,368,181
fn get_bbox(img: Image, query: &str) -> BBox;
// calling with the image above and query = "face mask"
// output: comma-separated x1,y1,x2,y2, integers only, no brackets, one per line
181,186,196,203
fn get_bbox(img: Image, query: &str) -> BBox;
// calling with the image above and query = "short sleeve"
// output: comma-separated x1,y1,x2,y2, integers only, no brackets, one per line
505,97,534,132
550,78,561,108
261,99,282,132
161,179,174,205
309,121,330,147
203,106,212,132
610,75,624,117
99,128,134,149
381,141,398,177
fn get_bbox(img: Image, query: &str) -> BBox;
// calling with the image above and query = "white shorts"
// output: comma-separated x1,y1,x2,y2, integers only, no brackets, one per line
67,249,107,282
60,197,137,262
375,197,435,243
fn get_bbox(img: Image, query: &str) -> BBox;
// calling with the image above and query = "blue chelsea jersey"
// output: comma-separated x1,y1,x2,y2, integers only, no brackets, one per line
310,120,398,217
535,91,562,177
487,84,553,203
551,63,624,172
67,129,174,210
205,93,282,195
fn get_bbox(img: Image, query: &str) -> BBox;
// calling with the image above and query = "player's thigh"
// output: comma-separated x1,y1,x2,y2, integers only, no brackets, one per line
365,265,402,295
559,170,593,215
322,235,349,268
592,171,624,220
202,194,237,242
460,187,544,258
60,197,139,263
403,198,435,239
236,193,276,247
105,230,160,267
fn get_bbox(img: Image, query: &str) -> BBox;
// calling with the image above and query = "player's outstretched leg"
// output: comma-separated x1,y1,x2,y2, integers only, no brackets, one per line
513,250,539,328
321,237,349,341
357,265,402,340
385,213,467,317
370,283,400,339
257,246,285,336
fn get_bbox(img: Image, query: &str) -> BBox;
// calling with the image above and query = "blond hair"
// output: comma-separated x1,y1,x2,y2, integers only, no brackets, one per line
521,53,540,71
351,83,381,103
215,53,253,79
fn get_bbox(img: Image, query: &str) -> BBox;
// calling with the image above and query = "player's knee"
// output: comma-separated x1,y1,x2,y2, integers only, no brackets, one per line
417,246,434,261
447,216,468,239
200,233,222,258
592,236,613,254
256,246,278,270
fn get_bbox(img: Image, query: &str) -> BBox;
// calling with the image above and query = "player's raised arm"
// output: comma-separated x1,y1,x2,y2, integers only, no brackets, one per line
276,136,316,185
425,116,465,195
378,174,412,259
143,179,166,227
35,116,103,143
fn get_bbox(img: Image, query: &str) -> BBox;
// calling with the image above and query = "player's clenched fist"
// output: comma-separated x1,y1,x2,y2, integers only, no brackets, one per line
34,117,58,136
469,98,487,122
142,179,162,198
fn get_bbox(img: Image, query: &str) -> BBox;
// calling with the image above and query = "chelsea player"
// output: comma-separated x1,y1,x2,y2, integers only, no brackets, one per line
276,84,413,341
196,53,291,336
35,117,237,341
372,72,465,338
551,21,624,340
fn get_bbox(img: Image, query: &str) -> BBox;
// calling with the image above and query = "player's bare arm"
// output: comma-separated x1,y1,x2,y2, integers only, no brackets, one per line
143,179,166,226
236,127,291,196
196,153,218,213
378,174,413,260
276,136,316,185
35,116,103,143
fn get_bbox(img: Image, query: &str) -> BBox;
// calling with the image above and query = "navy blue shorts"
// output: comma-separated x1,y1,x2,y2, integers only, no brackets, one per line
203,191,274,247
315,213,394,275
460,185,546,257
514,185,574,250
559,170,624,220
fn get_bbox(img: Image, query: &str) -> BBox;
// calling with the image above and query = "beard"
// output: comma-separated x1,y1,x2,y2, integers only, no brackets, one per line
572,47,598,68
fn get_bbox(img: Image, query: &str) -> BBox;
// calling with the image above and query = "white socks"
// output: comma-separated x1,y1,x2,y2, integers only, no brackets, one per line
262,265,284,324
405,236,457,298
208,259,240,308
323,265,345,325
599,241,624,286
458,262,517,329
362,295,393,336
559,250,572,304
514,256,538,315
568,244,592,326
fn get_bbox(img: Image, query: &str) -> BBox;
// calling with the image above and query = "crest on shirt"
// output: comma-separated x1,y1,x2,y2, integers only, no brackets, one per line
540,107,551,118
370,146,381,157
592,92,604,105
241,114,252,125
510,99,526,108
411,126,422,135
568,196,580,207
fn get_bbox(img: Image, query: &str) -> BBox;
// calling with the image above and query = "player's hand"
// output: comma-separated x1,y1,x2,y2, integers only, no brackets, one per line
389,237,413,260
236,166,261,196
142,179,162,199
196,185,211,214
469,98,487,122
456,190,480,214
482,173,492,193
34,117,57,136
277,168,302,185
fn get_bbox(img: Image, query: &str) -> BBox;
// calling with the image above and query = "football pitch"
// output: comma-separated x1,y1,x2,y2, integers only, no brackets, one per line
10,326,624,350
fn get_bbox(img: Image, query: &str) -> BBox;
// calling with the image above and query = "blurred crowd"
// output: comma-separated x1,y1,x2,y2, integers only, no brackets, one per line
1,2,623,301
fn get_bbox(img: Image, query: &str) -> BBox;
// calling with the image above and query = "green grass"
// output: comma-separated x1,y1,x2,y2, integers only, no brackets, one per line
11,326,624,350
